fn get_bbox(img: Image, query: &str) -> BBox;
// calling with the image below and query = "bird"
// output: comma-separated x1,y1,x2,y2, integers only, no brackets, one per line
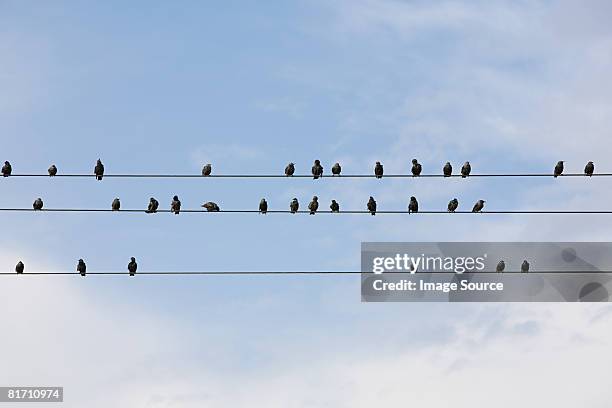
259,198,268,214
411,159,422,176
94,159,104,180
367,196,377,215
33,198,43,210
77,259,86,276
15,261,24,274
202,163,212,176
472,199,485,212
202,202,220,212
171,195,181,215
48,164,57,176
521,260,530,273
553,161,564,178
285,163,295,177
461,161,471,178
496,260,505,273
312,160,323,179
112,198,121,211
128,257,137,276
308,196,319,214
332,162,342,176
330,200,340,213
374,161,384,179
448,198,458,212
2,161,12,177
443,162,453,177
145,197,159,214
584,161,594,177
408,196,419,213
290,198,299,214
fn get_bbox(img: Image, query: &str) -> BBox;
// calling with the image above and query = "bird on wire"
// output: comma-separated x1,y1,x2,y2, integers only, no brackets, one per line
408,196,419,214
554,161,564,178
448,198,458,212
443,162,453,177
584,161,594,177
2,161,12,177
285,163,295,177
171,195,181,215
367,196,377,215
332,162,342,176
33,198,43,210
48,164,57,176
330,200,340,213
496,260,505,273
290,198,299,214
461,161,471,178
308,196,319,214
472,199,485,212
312,160,323,179
374,161,384,179
411,159,422,176
145,197,159,214
202,163,212,176
112,198,121,211
15,261,24,274
94,159,104,181
128,257,137,276
521,260,530,273
77,259,86,276
259,198,268,214
202,202,220,212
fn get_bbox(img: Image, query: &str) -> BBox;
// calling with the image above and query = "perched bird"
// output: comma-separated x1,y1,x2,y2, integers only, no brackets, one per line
553,161,564,178
202,163,212,176
290,198,299,214
408,196,419,214
285,163,295,177
15,261,24,274
48,164,58,176
411,159,422,177
332,162,342,176
330,200,340,213
461,161,471,178
111,198,121,211
496,260,505,273
312,160,323,179
259,198,268,214
33,198,43,210
145,197,159,214
367,196,377,215
202,202,220,212
443,162,453,177
521,260,530,273
472,199,485,212
171,195,181,215
94,159,104,181
584,161,594,177
2,161,12,177
448,198,459,212
128,257,137,276
308,196,319,214
77,259,86,276
374,161,384,179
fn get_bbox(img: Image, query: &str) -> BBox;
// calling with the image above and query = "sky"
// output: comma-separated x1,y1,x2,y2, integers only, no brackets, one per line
1,0,612,406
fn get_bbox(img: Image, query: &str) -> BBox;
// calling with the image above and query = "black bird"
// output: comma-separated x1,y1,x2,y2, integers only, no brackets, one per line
374,161,384,179
128,257,137,276
411,159,422,176
332,162,342,176
2,161,11,177
171,195,181,214
521,260,530,273
202,163,212,176
15,261,24,274
584,161,594,177
443,162,453,177
472,199,485,212
94,159,104,181
77,259,86,277
408,196,419,214
202,202,220,212
112,198,121,211
553,161,564,178
448,198,458,212
461,161,471,178
48,164,57,176
367,196,377,215
33,198,43,210
496,260,505,273
290,198,299,214
330,200,340,213
259,198,268,214
285,163,295,177
145,197,159,213
308,196,319,214
312,160,323,179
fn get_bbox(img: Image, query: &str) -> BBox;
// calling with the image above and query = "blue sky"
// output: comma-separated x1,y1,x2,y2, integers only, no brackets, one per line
2,1,612,406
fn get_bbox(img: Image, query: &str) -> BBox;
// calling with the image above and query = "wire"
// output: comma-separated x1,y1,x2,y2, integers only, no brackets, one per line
1,270,609,275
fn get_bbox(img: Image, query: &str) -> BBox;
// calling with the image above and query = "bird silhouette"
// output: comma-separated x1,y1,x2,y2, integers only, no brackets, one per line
48,164,57,176
554,161,564,178
202,202,220,212
94,159,104,180
443,162,453,177
1,161,12,177
521,260,530,273
584,161,594,177
33,198,43,210
496,260,505,273
259,198,268,214
411,159,422,176
448,198,458,212
285,163,295,176
472,199,485,212
145,197,159,213
367,196,377,215
77,259,86,276
171,195,181,215
408,196,419,214
112,198,121,211
312,160,323,179
290,198,299,214
15,261,24,274
330,200,340,213
308,196,319,214
128,257,137,276
332,162,342,176
461,161,471,178
374,161,384,179
202,163,212,176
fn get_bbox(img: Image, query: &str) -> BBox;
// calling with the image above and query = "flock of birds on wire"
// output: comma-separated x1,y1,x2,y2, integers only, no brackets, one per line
0,159,598,214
